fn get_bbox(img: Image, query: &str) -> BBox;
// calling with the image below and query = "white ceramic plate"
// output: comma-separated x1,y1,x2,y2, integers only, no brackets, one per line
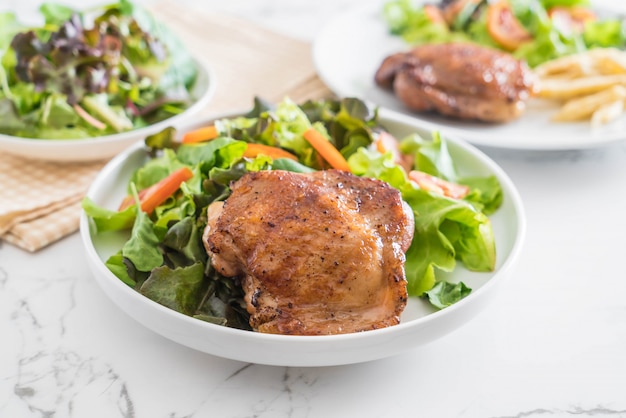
79,108,525,366
313,0,626,150
0,58,215,162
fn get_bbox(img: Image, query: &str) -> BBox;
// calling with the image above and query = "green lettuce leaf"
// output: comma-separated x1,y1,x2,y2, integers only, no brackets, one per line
350,133,499,297
129,148,182,190
400,131,459,181
383,0,456,44
267,157,316,173
139,262,206,316
426,281,472,309
161,216,208,268
403,187,495,296
262,97,313,156
583,20,626,49
514,15,586,67
349,147,409,190
461,176,503,215
176,137,247,171
121,189,163,272
81,197,136,232
540,0,589,8
0,12,22,52
38,3,75,26
105,252,136,287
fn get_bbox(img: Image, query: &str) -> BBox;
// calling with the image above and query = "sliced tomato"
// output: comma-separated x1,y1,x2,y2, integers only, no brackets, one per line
409,170,470,199
487,0,533,51
548,6,596,34
374,131,413,172
442,0,481,27
423,4,446,25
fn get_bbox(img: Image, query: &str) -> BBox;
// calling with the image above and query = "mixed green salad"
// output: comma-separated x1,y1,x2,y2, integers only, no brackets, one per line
0,0,199,139
384,0,626,67
83,97,503,330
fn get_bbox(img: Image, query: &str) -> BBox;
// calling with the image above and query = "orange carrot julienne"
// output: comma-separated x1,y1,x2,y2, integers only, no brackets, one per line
118,187,149,211
243,143,298,161
302,128,350,172
181,125,219,144
118,167,194,213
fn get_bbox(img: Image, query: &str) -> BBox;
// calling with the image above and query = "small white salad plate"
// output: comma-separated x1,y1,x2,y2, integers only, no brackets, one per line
313,0,626,150
0,59,215,163
80,108,526,367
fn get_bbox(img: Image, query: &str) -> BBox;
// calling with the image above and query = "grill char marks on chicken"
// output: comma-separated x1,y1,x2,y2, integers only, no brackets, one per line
375,42,536,123
203,169,415,335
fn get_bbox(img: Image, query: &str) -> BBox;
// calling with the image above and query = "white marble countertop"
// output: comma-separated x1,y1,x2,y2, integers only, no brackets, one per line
2,0,626,417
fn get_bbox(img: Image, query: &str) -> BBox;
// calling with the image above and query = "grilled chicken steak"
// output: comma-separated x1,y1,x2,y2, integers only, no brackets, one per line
375,42,536,122
203,169,414,335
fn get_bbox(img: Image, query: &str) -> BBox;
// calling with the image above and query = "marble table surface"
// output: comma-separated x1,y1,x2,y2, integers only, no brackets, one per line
2,0,626,417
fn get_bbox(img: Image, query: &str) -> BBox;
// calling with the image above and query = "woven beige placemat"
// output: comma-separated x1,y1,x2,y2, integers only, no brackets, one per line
0,3,333,252
0,155,105,251
147,1,333,119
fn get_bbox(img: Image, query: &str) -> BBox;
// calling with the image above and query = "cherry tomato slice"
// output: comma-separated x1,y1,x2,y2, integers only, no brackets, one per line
549,6,597,34
487,0,533,51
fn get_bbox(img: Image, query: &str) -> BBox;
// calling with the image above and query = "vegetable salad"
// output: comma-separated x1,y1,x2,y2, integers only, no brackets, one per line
384,0,626,67
83,97,503,329
0,0,198,139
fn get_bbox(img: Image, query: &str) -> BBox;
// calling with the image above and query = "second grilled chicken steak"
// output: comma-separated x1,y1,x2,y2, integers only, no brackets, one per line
375,42,536,122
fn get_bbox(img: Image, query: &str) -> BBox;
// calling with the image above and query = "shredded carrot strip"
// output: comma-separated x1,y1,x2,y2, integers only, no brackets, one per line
243,143,298,161
118,167,194,213
181,125,219,144
118,188,149,212
302,128,350,172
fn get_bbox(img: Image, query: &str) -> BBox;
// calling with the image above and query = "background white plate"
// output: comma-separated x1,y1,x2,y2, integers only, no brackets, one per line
313,0,626,150
80,108,526,366
0,58,215,162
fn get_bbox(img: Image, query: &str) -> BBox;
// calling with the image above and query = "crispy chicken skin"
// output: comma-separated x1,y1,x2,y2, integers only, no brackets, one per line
375,42,536,123
203,169,414,335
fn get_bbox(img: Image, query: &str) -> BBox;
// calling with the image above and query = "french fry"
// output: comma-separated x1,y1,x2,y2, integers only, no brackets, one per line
551,85,626,121
534,53,593,78
588,48,626,75
537,74,626,100
591,100,624,126
534,48,626,125
535,48,626,79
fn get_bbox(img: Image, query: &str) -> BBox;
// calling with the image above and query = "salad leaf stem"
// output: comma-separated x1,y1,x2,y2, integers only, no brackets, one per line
72,103,106,130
